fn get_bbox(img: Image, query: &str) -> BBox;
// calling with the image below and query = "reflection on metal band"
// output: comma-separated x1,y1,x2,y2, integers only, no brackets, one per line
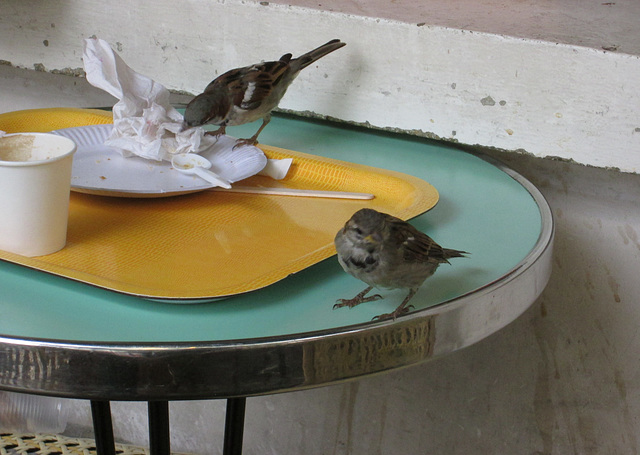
302,317,435,385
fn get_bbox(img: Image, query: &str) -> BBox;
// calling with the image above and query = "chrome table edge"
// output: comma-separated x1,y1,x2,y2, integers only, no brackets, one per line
0,156,554,401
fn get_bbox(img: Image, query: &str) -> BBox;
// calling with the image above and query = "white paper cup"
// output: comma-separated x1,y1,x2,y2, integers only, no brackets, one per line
0,132,77,257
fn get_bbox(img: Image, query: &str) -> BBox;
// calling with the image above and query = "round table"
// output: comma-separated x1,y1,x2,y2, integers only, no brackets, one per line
0,114,553,455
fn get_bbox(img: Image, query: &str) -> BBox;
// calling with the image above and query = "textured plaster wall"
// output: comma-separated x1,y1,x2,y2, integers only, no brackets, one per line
1,0,639,171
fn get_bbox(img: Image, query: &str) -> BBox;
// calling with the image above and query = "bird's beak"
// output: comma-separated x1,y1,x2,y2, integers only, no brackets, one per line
364,234,381,245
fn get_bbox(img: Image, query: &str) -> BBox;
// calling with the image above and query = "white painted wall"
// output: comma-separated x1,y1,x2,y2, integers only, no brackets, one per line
1,0,639,172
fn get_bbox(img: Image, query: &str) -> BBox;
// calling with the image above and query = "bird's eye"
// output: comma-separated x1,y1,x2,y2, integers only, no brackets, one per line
354,227,363,235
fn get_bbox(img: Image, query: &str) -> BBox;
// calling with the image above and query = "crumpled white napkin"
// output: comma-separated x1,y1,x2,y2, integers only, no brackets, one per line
83,37,215,161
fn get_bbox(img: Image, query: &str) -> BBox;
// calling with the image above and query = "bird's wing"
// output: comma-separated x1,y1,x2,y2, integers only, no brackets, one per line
205,60,291,111
386,215,449,264
188,87,232,126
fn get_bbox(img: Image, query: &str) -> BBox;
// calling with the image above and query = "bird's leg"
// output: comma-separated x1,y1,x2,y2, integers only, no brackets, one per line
204,125,227,137
333,286,383,310
233,114,271,149
373,288,418,321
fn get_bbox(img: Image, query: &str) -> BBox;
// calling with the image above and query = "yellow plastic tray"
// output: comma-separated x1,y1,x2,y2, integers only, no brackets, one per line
0,108,439,301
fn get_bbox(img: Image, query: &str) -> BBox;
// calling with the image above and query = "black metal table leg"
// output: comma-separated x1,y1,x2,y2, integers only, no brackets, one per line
223,397,247,455
148,401,171,455
90,400,116,455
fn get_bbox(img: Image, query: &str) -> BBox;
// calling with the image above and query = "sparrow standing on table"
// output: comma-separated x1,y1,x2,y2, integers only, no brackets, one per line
181,39,346,147
334,208,469,320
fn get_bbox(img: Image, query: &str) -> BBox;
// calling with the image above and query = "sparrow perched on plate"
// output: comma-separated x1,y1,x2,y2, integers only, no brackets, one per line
334,208,468,320
182,39,346,147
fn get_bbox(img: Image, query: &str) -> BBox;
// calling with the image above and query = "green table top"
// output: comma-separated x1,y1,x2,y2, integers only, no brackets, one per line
0,115,542,343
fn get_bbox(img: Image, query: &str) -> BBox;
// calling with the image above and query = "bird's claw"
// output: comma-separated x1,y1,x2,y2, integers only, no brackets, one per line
372,304,415,321
333,300,350,310
333,294,382,310
204,127,226,138
233,138,259,150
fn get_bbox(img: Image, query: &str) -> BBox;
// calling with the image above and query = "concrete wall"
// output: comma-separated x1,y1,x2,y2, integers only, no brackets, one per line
2,1,640,453
1,0,639,171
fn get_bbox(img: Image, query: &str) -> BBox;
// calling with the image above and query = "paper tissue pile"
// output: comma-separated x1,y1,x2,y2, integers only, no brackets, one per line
83,37,217,161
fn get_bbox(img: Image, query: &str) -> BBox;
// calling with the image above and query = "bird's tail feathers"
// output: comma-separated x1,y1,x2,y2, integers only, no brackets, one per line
293,39,346,70
443,248,469,260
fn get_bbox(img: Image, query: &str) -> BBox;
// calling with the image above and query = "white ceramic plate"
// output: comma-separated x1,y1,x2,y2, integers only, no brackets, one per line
52,124,267,197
